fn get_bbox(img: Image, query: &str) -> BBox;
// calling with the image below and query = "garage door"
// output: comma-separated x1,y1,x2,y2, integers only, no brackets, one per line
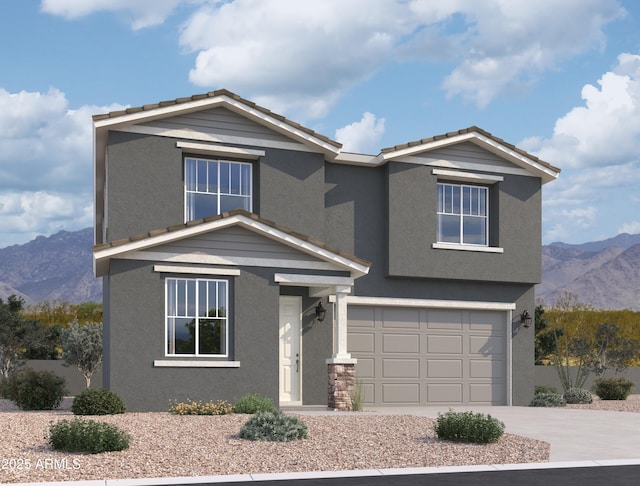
347,306,508,406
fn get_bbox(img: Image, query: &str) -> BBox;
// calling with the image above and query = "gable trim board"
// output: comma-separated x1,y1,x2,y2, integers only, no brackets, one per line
94,210,371,278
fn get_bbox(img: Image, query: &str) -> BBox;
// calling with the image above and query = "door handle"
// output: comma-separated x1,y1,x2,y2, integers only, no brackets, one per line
296,353,299,373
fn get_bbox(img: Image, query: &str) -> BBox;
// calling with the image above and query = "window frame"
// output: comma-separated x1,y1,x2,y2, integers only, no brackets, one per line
165,277,229,358
437,182,489,247
184,157,253,222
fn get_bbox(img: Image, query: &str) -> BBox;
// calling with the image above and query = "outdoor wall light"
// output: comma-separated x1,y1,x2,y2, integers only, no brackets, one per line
521,309,533,328
315,302,326,322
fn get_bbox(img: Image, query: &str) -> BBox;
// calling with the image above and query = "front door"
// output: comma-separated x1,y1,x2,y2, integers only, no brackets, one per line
279,296,301,405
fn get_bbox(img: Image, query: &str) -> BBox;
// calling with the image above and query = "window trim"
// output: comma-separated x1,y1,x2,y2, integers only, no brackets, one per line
437,181,489,247
165,277,230,358
184,157,253,222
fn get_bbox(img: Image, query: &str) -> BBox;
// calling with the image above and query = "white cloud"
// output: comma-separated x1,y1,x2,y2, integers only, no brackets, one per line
619,220,640,235
40,0,200,29
523,53,640,169
0,88,125,247
335,113,386,153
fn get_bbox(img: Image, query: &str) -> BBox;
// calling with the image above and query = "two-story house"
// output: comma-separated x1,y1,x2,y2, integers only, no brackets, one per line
92,89,559,412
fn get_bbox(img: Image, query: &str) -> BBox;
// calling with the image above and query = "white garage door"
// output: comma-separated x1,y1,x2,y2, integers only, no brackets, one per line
347,306,508,406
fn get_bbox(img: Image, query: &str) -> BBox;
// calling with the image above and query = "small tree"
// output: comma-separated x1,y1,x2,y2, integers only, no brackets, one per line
61,321,103,387
0,295,44,377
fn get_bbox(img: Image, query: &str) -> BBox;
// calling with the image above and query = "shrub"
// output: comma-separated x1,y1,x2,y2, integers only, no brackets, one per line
3,370,66,410
434,410,505,444
563,387,593,404
529,392,566,407
0,378,11,399
593,377,635,400
239,411,308,442
535,385,558,395
232,393,276,414
169,398,233,415
72,388,126,415
48,418,130,453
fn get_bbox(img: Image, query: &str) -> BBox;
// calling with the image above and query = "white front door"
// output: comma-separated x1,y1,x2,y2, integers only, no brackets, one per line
279,296,301,404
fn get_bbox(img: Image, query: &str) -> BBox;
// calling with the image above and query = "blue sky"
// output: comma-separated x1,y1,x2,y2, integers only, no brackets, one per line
1,0,639,248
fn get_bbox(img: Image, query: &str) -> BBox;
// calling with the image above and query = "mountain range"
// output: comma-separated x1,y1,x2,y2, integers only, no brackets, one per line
0,228,638,310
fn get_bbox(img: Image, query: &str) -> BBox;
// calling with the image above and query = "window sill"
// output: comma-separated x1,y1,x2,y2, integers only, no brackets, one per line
153,360,240,368
432,242,504,253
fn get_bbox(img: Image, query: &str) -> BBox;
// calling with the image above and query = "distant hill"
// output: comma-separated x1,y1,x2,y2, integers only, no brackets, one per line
1,227,638,310
538,235,640,310
0,228,101,304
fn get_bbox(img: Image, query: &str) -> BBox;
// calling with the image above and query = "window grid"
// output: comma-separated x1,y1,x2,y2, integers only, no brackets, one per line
437,182,489,246
185,157,252,221
165,277,228,357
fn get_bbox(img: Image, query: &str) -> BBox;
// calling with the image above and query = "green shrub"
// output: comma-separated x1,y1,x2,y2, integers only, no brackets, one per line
535,385,558,395
593,377,635,400
169,398,233,415
0,378,11,399
3,370,66,410
72,388,126,415
232,393,276,414
239,411,308,442
48,418,130,454
529,392,566,407
434,410,505,444
563,387,593,404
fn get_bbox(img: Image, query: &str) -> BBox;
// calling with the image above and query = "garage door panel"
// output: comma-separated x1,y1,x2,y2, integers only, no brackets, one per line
469,335,505,355
382,383,419,404
383,334,419,353
356,358,375,378
428,335,462,354
383,358,419,378
348,307,375,327
348,333,375,353
427,359,463,378
381,308,420,329
470,383,505,404
469,359,505,378
427,310,463,330
427,383,463,403
469,311,505,329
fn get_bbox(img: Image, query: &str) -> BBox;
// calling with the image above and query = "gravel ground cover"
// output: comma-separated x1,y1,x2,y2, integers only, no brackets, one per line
1,395,636,484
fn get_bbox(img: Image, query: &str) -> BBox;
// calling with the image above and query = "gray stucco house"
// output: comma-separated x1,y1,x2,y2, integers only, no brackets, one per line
92,89,560,411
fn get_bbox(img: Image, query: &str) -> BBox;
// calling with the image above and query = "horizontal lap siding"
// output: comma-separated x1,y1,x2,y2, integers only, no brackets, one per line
348,306,507,406
142,107,295,143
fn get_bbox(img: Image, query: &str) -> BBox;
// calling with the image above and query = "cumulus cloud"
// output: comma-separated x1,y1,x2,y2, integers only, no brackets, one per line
42,0,625,116
40,0,200,29
619,220,640,235
0,88,125,246
335,113,386,153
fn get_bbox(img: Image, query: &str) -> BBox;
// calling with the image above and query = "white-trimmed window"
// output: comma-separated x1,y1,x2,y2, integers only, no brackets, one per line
185,157,251,221
437,182,488,246
166,278,228,357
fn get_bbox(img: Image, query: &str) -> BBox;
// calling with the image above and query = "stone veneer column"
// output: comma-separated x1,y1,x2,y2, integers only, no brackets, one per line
327,362,355,410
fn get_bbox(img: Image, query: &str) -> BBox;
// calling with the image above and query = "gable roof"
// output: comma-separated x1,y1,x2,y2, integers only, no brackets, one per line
93,209,371,279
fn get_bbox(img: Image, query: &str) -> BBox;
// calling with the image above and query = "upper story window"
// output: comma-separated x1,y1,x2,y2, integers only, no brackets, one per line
166,277,228,357
437,182,488,246
185,157,252,221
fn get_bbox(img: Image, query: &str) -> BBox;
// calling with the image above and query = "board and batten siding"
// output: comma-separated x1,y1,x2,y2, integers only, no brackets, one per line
146,226,324,263
141,107,296,144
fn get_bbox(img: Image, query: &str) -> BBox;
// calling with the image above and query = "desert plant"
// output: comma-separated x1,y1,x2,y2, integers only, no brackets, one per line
434,410,505,444
239,411,308,442
350,379,364,411
72,388,126,415
534,385,558,395
169,398,233,415
48,418,130,453
61,321,103,388
593,377,635,400
0,295,45,377
529,392,566,407
3,369,66,410
563,387,593,404
232,393,276,414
